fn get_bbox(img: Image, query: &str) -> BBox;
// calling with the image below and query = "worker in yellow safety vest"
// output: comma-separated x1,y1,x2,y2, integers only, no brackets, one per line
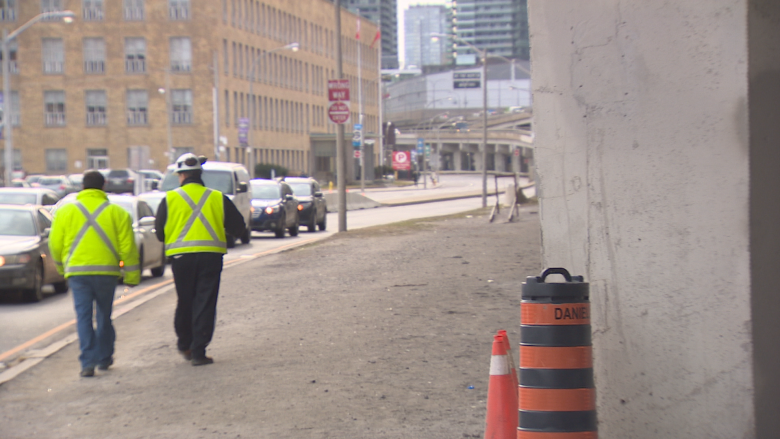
49,170,140,378
154,153,246,366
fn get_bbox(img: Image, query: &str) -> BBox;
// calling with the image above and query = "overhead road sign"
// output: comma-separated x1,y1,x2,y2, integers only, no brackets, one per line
453,72,481,89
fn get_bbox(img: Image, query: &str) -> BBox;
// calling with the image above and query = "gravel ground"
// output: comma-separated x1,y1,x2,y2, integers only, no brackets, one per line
0,207,540,439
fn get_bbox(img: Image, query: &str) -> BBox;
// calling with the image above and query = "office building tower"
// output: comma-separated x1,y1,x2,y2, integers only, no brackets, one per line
345,0,399,69
404,5,451,68
452,0,529,61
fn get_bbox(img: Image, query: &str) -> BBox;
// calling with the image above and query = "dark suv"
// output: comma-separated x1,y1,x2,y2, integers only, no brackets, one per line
105,169,139,194
249,179,299,238
285,177,327,232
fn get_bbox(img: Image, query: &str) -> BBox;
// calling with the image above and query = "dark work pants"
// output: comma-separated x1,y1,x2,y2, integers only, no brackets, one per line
171,252,224,359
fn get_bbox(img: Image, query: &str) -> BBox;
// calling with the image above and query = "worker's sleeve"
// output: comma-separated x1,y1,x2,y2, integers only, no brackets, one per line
155,198,167,242
223,195,247,238
117,209,141,286
48,209,66,276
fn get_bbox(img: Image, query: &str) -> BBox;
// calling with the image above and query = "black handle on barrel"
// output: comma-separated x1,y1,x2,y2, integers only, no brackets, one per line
539,268,573,283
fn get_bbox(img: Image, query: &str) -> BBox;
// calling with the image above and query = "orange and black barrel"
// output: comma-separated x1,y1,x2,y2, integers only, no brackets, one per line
519,268,596,439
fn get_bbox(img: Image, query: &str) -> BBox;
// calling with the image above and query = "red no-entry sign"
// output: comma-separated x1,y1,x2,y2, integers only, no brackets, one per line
328,102,350,124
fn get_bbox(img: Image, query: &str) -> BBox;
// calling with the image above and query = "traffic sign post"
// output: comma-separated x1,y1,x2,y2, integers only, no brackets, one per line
328,79,350,125
238,117,249,146
392,150,411,171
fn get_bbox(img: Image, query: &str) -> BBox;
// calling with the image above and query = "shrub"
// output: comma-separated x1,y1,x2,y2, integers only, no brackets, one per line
254,163,288,179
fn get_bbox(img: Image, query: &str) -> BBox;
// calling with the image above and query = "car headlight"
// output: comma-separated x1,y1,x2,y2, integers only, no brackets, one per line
297,204,304,211
0,254,32,267
265,206,274,214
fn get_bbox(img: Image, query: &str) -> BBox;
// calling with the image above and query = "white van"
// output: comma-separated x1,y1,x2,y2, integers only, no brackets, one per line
159,161,253,247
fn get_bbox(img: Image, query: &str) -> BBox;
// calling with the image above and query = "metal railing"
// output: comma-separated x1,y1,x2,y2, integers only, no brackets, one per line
45,112,66,126
83,7,103,21
84,60,104,74
43,61,63,74
171,111,192,124
125,58,145,73
127,110,147,125
124,7,143,20
169,6,189,20
86,112,106,126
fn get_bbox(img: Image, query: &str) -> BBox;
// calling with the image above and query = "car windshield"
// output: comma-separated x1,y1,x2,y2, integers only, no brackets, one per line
68,174,83,183
0,193,37,205
251,183,280,199
0,209,36,236
289,183,312,197
39,177,64,186
160,169,234,194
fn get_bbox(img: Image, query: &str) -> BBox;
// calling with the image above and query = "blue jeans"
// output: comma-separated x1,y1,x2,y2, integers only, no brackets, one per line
70,275,118,369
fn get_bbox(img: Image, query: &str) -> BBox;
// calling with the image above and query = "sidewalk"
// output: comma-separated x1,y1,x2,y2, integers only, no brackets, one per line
0,205,541,439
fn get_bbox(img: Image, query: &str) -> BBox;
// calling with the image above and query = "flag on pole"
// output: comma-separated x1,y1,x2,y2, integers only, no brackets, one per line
356,17,361,40
370,29,381,49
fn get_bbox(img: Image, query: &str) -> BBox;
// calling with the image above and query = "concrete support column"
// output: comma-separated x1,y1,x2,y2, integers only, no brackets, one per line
529,0,779,437
454,143,463,170
474,144,484,173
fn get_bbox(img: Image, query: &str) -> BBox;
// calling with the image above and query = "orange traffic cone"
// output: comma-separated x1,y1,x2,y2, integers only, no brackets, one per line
497,330,519,409
484,334,518,439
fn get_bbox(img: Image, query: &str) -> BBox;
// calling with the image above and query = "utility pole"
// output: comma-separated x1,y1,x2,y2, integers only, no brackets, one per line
213,51,220,161
335,0,347,231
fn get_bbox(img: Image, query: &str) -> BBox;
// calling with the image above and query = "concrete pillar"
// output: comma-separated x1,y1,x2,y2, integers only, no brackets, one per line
530,0,778,437
474,144,484,172
453,144,463,171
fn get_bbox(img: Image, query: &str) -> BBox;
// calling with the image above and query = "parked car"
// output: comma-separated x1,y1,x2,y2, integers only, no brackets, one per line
159,161,253,247
68,173,84,190
284,177,327,232
138,191,166,215
0,187,60,210
0,205,68,302
36,175,77,198
249,179,299,238
24,174,45,187
138,169,164,191
10,178,30,188
53,194,166,277
105,169,139,194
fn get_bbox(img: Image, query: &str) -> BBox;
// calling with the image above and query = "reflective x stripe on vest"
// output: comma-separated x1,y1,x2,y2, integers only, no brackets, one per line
66,202,140,274
166,188,226,251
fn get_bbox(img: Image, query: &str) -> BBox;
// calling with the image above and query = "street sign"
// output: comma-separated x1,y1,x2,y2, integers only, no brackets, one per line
424,143,431,157
238,117,249,146
513,147,520,157
416,138,424,155
453,72,481,89
354,150,361,159
392,150,411,171
353,123,363,148
328,79,350,102
354,124,362,130
328,101,350,124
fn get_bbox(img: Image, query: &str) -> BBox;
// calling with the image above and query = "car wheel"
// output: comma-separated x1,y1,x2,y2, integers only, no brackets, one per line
274,214,286,238
289,215,299,237
318,211,327,231
53,278,69,294
150,250,165,277
23,263,44,303
226,234,236,248
307,212,317,232
241,226,251,244
138,247,144,275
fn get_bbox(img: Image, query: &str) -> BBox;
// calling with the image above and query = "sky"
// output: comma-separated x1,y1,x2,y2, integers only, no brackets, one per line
396,0,449,68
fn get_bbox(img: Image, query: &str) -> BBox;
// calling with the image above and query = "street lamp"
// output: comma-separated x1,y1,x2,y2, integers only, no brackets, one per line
157,77,174,165
3,10,75,186
432,32,489,207
248,42,299,178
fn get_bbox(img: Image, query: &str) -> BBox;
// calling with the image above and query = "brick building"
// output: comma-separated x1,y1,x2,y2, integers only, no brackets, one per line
0,0,379,181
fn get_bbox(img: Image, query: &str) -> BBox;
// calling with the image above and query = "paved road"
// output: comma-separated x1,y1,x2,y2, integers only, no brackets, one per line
0,190,485,366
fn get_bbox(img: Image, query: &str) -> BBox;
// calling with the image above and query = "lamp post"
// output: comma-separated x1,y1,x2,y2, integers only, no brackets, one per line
248,42,299,178
156,69,175,165
3,10,75,186
432,33,489,207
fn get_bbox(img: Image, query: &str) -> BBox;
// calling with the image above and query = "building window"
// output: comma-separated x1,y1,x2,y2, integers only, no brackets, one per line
45,149,67,172
83,38,106,74
86,148,109,169
41,0,63,19
123,0,144,21
42,38,64,74
169,37,191,72
0,0,15,21
44,90,66,126
171,89,192,124
0,39,18,74
126,90,148,125
85,90,107,126
169,0,190,20
83,0,104,21
125,38,146,73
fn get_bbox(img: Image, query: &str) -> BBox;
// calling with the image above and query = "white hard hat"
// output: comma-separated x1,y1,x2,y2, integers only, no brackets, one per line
174,153,207,173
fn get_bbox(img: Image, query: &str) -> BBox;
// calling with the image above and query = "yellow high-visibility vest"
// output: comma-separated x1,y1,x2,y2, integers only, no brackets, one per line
164,184,227,256
48,189,140,284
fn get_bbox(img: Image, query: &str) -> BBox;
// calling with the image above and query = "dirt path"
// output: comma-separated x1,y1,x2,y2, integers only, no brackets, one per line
1,208,540,439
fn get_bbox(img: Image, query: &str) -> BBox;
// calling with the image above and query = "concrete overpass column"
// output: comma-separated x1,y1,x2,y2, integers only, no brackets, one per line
530,0,779,437
454,143,463,170
474,143,484,172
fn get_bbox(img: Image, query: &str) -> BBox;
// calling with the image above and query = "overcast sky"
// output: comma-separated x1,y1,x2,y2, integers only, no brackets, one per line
396,0,448,68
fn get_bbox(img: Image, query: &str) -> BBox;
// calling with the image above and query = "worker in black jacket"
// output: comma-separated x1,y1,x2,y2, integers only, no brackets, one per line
155,154,246,366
